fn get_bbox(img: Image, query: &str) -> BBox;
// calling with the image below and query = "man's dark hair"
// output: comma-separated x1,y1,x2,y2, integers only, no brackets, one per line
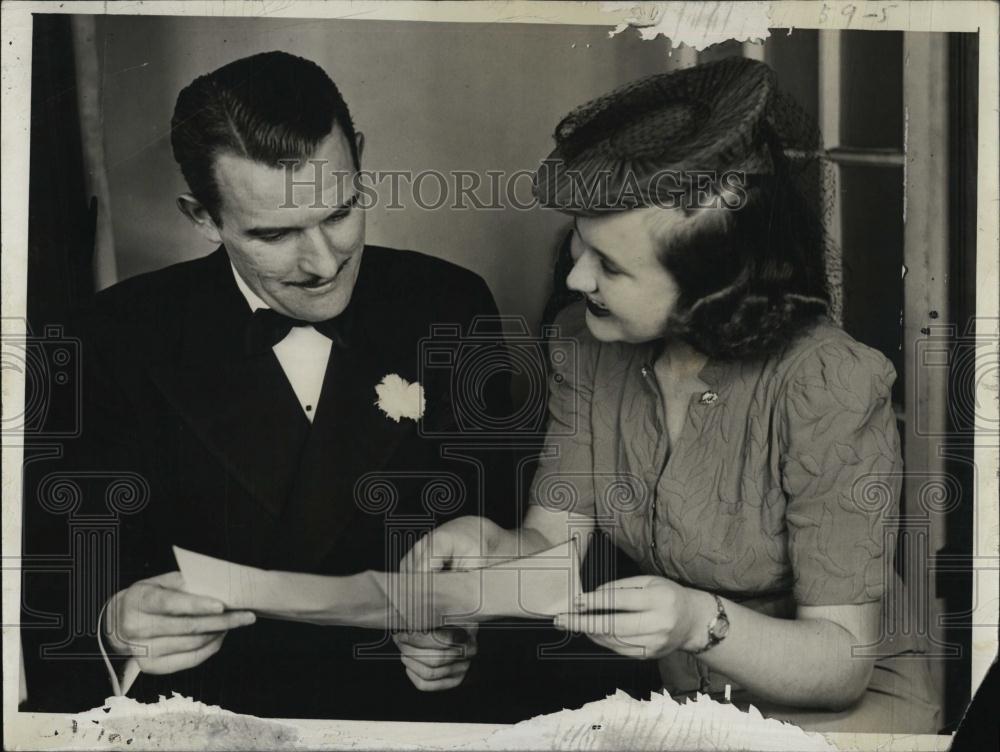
170,51,359,223
659,153,830,361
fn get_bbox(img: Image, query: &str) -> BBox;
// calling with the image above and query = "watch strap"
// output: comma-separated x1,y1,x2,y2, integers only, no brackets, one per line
690,594,727,656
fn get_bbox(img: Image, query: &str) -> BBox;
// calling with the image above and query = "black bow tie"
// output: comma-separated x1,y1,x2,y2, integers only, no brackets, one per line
245,308,352,355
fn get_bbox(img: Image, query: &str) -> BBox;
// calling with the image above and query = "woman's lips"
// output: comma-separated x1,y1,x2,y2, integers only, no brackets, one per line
586,298,611,318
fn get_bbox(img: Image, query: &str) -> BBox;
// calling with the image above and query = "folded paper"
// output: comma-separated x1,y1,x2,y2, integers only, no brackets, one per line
173,538,583,632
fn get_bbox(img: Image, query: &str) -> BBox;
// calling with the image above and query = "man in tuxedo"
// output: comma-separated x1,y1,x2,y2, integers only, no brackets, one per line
20,50,516,720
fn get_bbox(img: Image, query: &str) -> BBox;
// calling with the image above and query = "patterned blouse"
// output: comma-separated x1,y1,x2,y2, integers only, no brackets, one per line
532,301,900,607
529,302,939,729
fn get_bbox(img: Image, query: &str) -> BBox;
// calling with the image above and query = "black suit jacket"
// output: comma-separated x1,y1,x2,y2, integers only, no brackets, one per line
21,245,520,720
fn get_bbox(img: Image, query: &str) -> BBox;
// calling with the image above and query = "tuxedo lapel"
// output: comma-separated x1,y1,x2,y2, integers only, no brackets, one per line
147,249,310,520
146,246,427,571
265,249,422,571
267,338,412,571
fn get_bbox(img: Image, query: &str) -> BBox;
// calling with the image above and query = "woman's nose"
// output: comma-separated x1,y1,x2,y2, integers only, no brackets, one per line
566,251,597,294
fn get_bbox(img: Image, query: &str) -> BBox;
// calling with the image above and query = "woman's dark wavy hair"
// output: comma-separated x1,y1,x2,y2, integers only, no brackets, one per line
170,51,359,224
659,141,830,361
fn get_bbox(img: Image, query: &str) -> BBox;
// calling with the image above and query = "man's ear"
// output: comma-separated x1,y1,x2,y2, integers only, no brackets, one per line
355,131,365,163
176,194,223,244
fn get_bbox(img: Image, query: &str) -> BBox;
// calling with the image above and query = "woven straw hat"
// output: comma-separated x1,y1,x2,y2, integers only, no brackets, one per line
534,57,790,214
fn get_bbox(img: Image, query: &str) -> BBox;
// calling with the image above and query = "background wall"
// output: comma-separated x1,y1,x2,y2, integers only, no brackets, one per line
96,16,834,334
97,15,683,328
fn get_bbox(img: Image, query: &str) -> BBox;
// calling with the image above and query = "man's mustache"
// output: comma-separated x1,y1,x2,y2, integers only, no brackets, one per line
287,257,352,288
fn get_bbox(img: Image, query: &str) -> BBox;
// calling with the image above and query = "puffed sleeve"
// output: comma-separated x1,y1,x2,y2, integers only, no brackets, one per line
528,303,600,517
779,334,901,606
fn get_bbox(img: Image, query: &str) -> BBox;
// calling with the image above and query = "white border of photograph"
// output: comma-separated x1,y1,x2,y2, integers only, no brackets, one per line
2,2,997,749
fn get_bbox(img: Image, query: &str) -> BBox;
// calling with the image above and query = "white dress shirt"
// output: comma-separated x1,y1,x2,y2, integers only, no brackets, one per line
232,265,332,422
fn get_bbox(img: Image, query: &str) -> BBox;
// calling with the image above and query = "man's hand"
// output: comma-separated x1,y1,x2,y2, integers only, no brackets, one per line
554,575,708,661
395,516,512,691
393,627,478,692
103,571,256,675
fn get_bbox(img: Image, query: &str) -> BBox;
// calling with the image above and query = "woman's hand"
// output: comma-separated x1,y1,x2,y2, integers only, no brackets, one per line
554,575,713,661
399,515,514,574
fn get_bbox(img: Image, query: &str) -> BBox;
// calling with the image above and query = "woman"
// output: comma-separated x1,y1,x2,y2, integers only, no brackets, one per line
399,58,940,733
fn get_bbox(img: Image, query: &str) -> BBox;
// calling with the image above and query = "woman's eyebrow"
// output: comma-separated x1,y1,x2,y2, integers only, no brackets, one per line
573,221,625,270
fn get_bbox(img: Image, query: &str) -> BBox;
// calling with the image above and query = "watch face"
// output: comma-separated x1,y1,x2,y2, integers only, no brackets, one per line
712,617,730,640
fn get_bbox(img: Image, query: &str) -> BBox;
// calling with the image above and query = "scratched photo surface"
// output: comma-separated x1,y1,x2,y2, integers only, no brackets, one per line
9,7,989,747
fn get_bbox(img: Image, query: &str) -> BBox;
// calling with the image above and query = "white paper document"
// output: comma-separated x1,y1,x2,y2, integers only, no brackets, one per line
173,538,583,631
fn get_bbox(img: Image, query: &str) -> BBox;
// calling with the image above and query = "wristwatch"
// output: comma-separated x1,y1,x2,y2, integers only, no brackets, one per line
691,594,729,655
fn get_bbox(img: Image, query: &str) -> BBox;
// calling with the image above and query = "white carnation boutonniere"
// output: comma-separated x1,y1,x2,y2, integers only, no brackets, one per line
374,374,425,423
